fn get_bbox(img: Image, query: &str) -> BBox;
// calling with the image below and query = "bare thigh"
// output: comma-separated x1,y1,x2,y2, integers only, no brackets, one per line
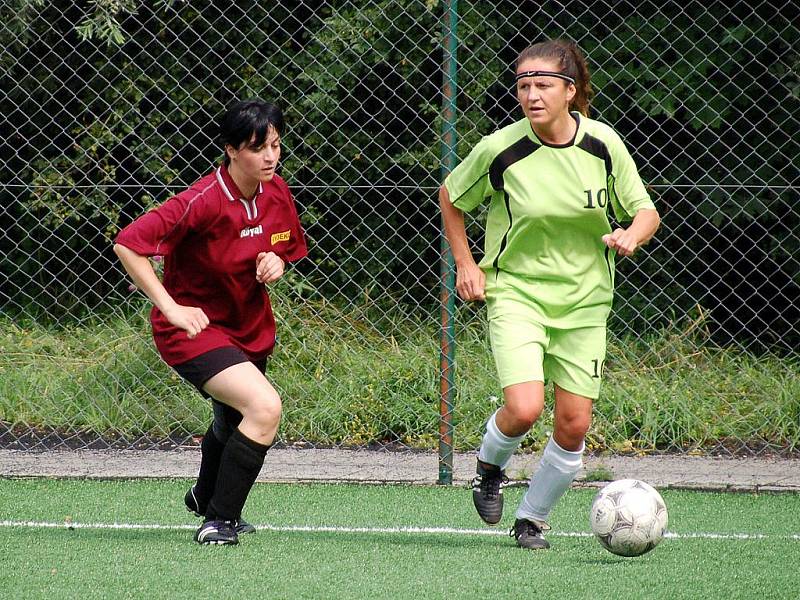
203,361,282,444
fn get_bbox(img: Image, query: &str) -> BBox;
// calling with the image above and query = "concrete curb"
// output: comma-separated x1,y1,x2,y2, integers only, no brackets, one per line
1,448,798,492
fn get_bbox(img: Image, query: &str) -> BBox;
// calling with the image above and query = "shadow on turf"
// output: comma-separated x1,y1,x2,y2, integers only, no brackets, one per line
58,528,511,551
280,530,509,549
260,528,595,552
579,558,631,565
49,528,200,546
50,525,640,557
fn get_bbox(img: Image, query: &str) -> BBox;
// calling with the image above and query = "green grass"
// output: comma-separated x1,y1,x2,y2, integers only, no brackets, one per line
1,479,799,599
0,316,208,436
1,299,798,452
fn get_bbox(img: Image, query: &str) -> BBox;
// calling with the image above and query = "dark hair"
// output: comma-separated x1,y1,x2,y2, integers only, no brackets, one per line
219,99,284,165
516,39,594,117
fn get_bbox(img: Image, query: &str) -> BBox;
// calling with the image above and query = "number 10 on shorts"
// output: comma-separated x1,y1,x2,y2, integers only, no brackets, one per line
591,359,605,379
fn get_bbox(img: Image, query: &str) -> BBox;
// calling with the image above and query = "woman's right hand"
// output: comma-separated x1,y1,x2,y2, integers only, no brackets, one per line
113,244,209,337
439,185,485,302
455,260,486,302
162,304,210,339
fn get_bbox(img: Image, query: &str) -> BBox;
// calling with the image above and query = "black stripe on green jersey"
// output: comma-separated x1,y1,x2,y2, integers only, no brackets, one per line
578,133,616,285
577,131,628,224
576,132,612,175
493,190,514,272
444,114,654,327
489,137,541,190
488,137,542,271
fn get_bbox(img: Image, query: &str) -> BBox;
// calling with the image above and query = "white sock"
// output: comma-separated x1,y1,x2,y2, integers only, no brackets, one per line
516,436,584,523
477,410,526,470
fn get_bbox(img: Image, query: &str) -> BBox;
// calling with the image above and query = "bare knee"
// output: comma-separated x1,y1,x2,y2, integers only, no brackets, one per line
497,382,545,436
554,413,591,449
504,403,542,431
497,401,543,436
244,391,282,431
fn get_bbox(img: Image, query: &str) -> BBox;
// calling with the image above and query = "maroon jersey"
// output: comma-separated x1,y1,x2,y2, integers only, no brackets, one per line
115,164,308,366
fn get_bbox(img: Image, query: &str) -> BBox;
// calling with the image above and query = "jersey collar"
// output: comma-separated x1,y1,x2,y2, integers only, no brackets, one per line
216,164,264,221
215,163,263,203
527,112,584,148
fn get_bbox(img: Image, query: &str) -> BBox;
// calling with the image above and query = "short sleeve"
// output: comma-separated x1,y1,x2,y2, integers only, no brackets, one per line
444,136,495,212
114,192,217,257
607,133,655,222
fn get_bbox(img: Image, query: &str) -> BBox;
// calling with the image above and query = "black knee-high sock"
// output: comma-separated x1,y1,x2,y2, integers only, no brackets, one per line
206,428,269,521
192,425,225,512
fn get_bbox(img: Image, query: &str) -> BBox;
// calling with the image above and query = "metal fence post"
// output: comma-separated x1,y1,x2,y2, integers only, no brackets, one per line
438,0,458,486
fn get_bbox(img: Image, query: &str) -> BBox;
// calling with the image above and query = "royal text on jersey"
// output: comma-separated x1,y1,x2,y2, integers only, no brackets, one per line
240,224,263,238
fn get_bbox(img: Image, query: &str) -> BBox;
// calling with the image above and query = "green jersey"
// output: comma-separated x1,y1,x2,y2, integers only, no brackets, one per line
444,113,655,326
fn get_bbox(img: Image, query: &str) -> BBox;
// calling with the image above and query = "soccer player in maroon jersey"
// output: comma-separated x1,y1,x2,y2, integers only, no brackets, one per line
114,99,307,545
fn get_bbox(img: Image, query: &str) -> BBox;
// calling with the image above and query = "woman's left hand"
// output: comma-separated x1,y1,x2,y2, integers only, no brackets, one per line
602,228,639,257
256,251,285,283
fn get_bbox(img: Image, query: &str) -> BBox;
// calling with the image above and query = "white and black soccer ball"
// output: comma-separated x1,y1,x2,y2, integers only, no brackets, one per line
589,478,668,557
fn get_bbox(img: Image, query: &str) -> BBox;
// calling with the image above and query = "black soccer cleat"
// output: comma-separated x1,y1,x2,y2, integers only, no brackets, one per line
471,461,508,525
510,518,551,550
194,519,239,545
185,486,256,535
184,485,204,517
233,519,256,535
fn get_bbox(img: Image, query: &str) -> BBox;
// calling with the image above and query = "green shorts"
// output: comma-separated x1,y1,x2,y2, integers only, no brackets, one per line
486,274,607,399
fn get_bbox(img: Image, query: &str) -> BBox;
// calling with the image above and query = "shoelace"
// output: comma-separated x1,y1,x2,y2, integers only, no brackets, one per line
510,519,551,539
510,520,542,540
477,471,509,500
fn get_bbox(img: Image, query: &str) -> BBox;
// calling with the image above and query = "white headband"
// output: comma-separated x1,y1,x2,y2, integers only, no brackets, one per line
515,70,575,84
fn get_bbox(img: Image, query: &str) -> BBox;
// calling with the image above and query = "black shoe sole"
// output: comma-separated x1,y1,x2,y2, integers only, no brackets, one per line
196,538,239,546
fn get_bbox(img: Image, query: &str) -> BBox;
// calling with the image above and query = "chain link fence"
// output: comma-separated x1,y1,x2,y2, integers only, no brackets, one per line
1,1,798,470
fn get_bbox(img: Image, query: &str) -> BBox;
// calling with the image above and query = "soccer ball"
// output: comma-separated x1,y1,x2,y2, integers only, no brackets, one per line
589,479,668,557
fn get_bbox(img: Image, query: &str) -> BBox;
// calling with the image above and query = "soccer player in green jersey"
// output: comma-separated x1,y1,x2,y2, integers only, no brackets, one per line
440,39,660,549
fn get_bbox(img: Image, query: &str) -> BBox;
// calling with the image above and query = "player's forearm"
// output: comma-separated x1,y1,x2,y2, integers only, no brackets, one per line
627,209,661,247
113,244,178,313
439,186,476,267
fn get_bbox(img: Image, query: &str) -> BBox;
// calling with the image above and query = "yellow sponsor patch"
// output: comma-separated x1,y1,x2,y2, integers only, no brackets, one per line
271,230,291,245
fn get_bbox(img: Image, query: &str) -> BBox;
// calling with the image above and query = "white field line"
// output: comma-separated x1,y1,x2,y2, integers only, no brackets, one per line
1,520,798,540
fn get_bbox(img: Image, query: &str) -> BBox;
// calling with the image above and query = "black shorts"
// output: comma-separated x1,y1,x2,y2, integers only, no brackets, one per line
172,346,267,397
